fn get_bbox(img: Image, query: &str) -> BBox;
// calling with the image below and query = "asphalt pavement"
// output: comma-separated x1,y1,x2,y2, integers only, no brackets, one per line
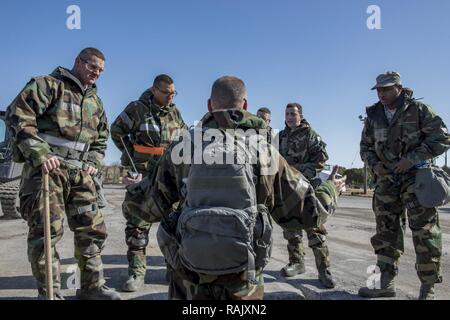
0,187,448,300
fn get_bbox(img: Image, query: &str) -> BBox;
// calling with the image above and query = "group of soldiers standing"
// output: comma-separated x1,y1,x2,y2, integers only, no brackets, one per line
4,47,449,300
256,105,335,289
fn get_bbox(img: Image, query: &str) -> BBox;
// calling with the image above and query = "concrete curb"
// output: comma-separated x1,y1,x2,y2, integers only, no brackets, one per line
296,283,361,300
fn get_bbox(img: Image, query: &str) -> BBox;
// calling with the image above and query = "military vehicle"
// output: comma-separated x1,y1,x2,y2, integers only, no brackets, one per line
0,110,22,219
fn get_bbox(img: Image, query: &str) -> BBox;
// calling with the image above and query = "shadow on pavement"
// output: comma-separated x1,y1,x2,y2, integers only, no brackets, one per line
257,270,284,284
101,267,169,291
0,275,35,290
129,292,168,300
264,291,304,300
286,278,363,300
0,296,38,300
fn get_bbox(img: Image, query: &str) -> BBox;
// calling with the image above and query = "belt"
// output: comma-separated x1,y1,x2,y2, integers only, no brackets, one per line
39,133,90,161
55,157,102,179
56,157,86,170
51,145,89,161
133,145,165,155
38,133,89,152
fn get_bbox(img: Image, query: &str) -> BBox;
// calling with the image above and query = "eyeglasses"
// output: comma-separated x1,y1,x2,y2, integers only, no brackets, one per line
154,86,177,97
80,58,104,74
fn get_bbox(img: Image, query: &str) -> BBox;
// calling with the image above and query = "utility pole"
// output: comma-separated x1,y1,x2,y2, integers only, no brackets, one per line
359,115,368,194
363,163,368,195
445,151,448,168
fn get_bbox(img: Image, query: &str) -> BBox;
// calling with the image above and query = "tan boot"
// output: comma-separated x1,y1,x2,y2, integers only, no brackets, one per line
282,236,305,277
122,274,145,292
280,259,306,277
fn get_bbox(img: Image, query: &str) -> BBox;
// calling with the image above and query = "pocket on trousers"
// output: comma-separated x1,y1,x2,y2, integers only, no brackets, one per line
19,180,42,223
19,191,40,222
74,204,99,226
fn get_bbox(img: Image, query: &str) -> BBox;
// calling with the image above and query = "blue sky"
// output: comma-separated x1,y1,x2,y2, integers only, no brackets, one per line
1,0,449,167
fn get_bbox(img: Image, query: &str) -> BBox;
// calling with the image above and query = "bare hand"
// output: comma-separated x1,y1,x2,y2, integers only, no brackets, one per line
394,158,413,174
123,173,143,186
42,156,60,174
374,162,388,177
328,165,347,193
85,165,98,176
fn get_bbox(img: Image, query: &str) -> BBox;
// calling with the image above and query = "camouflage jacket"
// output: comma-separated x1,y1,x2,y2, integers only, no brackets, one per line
6,67,108,169
278,119,329,181
139,109,338,231
360,89,450,172
110,89,186,174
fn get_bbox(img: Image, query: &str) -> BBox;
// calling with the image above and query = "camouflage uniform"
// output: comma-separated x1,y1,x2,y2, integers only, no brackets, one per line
6,67,109,295
134,109,339,300
111,89,186,278
360,89,450,286
278,119,331,273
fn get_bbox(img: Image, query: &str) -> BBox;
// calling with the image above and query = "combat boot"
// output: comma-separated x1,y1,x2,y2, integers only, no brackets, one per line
122,274,145,292
318,268,336,289
77,285,122,300
281,259,306,277
358,272,396,298
312,246,334,288
418,284,435,300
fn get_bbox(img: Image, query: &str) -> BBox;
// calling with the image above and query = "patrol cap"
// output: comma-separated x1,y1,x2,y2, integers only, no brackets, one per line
371,71,402,90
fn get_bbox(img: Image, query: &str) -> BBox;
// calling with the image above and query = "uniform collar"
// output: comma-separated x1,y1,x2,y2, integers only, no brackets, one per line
199,109,266,130
139,89,174,116
284,119,310,133
51,67,96,95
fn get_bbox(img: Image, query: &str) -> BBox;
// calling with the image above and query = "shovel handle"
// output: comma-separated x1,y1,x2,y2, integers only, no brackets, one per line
43,172,53,300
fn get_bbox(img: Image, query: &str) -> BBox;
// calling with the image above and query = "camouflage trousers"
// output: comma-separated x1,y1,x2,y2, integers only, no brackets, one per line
168,267,265,300
19,164,107,293
372,171,442,285
122,185,152,277
283,227,330,271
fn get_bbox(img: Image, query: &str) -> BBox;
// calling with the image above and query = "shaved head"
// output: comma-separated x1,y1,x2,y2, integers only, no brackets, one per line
77,47,105,62
209,76,247,111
